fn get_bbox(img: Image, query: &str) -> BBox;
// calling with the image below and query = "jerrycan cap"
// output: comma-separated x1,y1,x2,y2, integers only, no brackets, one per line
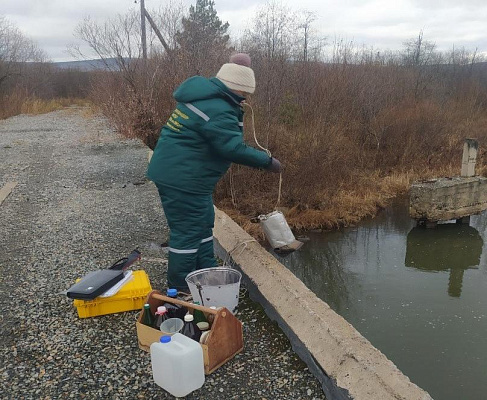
166,288,178,297
160,336,171,343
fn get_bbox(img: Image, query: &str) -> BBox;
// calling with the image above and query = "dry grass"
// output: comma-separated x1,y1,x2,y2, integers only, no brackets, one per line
218,166,466,238
85,54,487,234
20,98,91,115
0,95,92,120
0,89,27,119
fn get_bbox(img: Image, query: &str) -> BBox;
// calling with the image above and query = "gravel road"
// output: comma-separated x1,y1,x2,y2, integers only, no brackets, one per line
0,108,326,399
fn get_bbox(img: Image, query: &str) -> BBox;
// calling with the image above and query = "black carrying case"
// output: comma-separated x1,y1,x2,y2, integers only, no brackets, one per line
66,250,141,300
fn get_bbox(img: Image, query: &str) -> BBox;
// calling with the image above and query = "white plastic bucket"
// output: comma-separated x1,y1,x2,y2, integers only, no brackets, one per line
185,267,242,313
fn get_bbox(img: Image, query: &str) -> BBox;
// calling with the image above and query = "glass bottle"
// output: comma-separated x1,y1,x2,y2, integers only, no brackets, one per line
164,288,187,320
153,306,169,330
142,303,154,327
192,301,207,325
181,314,202,342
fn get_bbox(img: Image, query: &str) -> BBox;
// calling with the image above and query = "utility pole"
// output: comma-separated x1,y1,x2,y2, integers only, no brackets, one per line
140,0,147,59
144,9,172,55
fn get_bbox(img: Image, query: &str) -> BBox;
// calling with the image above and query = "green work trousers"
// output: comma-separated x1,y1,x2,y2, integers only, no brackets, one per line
156,184,217,290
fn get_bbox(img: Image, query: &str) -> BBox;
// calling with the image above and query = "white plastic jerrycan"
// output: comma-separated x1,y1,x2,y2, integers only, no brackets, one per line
150,333,205,397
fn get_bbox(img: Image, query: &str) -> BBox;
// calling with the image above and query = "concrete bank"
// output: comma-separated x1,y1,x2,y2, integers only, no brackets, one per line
213,209,433,400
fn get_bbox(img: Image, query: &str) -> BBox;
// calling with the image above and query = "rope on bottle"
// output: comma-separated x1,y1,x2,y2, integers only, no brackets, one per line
242,101,282,210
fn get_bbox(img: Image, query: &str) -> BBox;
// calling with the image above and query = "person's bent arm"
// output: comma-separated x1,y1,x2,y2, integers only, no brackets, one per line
201,111,272,169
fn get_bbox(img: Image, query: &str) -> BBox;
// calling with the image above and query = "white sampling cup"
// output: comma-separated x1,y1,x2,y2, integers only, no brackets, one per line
159,318,184,334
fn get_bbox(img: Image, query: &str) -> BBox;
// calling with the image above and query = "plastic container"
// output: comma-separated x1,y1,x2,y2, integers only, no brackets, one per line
159,318,184,334
185,267,242,313
73,270,152,318
258,211,303,253
150,333,205,397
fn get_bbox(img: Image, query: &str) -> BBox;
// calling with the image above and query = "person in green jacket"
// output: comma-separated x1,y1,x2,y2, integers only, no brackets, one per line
147,53,281,290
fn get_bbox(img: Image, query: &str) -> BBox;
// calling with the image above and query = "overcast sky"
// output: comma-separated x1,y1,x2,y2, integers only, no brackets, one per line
3,0,487,61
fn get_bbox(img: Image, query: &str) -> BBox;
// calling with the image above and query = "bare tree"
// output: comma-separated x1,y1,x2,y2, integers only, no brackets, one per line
0,16,45,90
243,1,297,61
402,30,438,67
71,11,142,75
149,0,186,53
297,10,325,62
401,30,443,98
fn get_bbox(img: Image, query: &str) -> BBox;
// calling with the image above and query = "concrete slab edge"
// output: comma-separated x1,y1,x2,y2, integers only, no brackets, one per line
213,208,433,400
0,182,18,206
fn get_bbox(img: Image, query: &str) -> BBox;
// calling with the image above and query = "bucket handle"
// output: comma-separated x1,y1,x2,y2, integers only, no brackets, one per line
196,283,205,307
151,294,218,315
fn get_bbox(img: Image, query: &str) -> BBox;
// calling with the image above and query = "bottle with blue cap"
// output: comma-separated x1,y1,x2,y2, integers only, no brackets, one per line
164,288,187,320
150,333,205,397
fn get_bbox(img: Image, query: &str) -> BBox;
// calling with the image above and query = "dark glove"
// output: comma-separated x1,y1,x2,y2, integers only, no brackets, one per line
267,157,282,173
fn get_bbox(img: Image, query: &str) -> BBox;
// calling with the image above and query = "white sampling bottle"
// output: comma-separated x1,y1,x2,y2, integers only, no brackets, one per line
150,333,205,397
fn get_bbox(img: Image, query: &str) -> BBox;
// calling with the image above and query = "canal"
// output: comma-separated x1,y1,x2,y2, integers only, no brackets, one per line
274,199,487,400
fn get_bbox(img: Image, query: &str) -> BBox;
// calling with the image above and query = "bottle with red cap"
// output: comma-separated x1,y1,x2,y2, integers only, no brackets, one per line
153,306,169,330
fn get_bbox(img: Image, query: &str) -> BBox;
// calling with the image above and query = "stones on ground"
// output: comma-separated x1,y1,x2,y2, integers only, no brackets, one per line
0,109,326,400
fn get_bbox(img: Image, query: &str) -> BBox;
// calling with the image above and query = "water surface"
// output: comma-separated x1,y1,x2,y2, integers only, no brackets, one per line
274,200,487,400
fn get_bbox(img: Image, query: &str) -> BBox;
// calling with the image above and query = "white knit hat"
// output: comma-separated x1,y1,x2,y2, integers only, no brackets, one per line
216,53,255,94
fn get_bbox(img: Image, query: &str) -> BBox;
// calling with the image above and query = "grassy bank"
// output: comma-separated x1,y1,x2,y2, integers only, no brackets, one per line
217,167,463,238
0,95,91,120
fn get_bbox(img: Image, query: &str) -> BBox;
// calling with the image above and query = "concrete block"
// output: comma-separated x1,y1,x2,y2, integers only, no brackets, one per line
461,139,478,177
409,176,487,222
213,208,432,400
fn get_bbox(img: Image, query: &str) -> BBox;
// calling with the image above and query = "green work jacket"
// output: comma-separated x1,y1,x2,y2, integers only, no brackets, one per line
147,76,272,194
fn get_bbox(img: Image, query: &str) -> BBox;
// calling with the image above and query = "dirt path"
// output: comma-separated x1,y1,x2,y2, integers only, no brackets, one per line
0,109,325,399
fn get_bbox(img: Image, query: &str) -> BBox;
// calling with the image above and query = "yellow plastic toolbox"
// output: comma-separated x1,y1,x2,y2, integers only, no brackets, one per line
74,270,152,318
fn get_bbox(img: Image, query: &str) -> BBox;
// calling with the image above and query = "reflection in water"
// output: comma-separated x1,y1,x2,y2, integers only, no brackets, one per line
277,241,356,313
405,224,483,297
273,202,487,400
